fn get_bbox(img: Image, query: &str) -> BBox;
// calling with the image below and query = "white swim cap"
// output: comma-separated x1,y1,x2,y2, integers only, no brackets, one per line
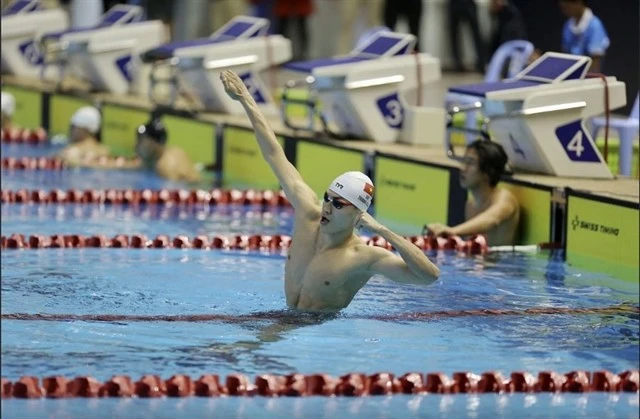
327,171,374,211
70,106,101,134
2,91,16,117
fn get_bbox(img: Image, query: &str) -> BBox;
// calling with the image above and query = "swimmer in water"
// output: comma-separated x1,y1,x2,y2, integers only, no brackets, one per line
134,116,201,182
57,106,110,166
221,70,440,312
426,139,519,246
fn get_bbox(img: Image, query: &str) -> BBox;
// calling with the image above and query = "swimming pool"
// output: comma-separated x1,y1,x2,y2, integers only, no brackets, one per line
1,144,639,418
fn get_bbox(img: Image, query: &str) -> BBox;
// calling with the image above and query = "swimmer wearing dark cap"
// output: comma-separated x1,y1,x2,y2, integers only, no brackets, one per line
135,116,200,182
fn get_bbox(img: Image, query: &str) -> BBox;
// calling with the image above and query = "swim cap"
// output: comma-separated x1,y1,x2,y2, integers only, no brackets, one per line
137,117,167,144
70,106,101,134
327,171,374,211
1,92,15,117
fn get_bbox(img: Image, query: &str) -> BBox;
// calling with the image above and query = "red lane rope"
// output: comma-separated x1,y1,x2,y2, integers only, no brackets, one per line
1,127,48,144
0,233,489,253
2,304,636,324
0,156,144,171
2,370,638,398
1,188,292,207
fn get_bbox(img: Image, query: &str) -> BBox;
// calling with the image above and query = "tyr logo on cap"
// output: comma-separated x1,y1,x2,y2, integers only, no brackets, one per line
363,183,374,197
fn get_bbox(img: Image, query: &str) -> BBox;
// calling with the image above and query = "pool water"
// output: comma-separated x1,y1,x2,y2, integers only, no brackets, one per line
1,144,639,418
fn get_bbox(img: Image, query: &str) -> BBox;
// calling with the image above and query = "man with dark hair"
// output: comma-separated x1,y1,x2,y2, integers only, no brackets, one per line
426,140,520,246
134,116,201,182
559,0,609,73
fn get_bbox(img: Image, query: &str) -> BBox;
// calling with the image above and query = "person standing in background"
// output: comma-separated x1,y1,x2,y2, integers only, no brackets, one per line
273,0,313,61
559,0,609,73
383,0,423,51
334,0,384,55
448,0,486,73
488,0,528,56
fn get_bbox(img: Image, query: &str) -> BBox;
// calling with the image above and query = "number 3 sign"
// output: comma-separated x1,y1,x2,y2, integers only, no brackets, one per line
376,93,404,129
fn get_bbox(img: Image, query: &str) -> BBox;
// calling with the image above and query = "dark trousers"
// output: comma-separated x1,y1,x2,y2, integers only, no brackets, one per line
383,0,423,52
448,0,486,72
276,17,309,61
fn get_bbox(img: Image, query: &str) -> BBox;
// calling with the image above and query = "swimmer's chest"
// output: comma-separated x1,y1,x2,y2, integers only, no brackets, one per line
287,247,364,291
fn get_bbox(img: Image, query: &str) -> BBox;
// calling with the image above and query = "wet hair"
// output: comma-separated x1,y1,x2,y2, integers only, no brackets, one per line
137,116,167,145
466,139,509,186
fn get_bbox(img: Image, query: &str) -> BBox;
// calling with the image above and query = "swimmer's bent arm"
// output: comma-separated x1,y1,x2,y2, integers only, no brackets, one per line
221,71,318,214
450,193,517,236
360,214,440,285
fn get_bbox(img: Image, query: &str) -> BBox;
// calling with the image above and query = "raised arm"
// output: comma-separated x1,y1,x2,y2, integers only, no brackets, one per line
220,70,318,214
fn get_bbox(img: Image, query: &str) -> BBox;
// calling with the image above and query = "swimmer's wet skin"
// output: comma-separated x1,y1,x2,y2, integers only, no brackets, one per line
221,70,440,312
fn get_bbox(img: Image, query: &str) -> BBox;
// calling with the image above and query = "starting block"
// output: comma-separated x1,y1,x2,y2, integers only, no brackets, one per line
1,0,69,78
140,16,291,115
39,5,164,95
446,52,627,179
280,30,442,144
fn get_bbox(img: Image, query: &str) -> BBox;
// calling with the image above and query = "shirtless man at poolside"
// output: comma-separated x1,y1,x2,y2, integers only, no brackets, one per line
221,70,440,312
426,140,520,246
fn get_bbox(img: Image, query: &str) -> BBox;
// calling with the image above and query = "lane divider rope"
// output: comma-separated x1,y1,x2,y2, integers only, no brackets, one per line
0,233,491,253
2,370,637,398
1,156,140,170
1,188,292,207
2,304,637,324
1,128,48,144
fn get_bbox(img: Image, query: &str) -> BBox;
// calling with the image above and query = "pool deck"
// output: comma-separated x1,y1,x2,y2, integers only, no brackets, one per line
3,73,638,205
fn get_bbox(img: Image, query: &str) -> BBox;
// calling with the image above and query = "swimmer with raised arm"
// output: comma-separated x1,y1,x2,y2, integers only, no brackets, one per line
220,70,440,312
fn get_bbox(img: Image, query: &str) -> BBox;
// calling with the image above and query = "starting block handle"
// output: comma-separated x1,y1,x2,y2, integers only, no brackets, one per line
445,100,490,160
488,101,587,120
280,76,318,132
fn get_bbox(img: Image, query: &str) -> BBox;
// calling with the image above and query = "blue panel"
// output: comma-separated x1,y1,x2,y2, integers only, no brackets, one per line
221,22,254,38
360,35,402,56
99,9,129,26
283,56,371,73
115,54,133,82
523,56,581,81
2,0,39,16
239,72,267,104
18,39,43,65
564,63,588,80
448,80,541,98
555,120,601,162
393,44,410,56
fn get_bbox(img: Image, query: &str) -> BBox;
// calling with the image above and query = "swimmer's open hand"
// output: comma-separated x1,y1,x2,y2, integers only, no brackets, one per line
426,223,453,237
221,70,249,101
356,212,384,234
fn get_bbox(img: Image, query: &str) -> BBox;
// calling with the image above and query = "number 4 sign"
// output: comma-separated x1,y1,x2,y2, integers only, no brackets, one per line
555,120,601,163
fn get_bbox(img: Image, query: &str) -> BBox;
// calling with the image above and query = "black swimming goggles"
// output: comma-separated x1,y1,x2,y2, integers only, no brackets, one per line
323,192,353,210
137,118,167,145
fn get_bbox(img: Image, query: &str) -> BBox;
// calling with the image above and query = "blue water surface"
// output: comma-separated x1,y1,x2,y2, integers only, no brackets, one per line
1,143,639,418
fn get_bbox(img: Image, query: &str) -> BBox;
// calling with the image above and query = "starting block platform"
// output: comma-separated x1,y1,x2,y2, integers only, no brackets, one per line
280,30,442,144
140,16,291,116
39,5,164,95
1,0,69,79
447,52,627,179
